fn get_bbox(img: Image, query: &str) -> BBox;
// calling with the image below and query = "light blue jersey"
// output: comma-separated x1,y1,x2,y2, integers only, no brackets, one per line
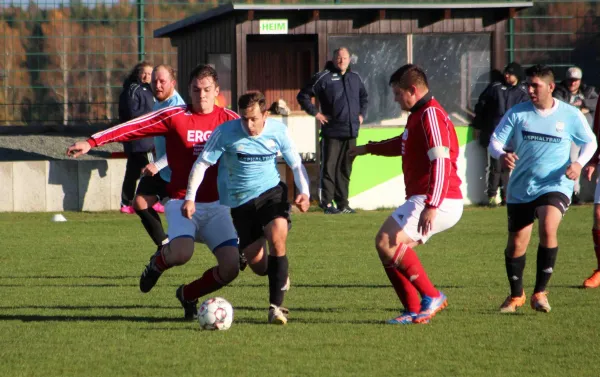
201,118,302,207
492,100,594,203
152,90,186,182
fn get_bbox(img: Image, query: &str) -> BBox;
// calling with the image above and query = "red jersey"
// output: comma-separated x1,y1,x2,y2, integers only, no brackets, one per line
365,95,462,208
88,105,239,203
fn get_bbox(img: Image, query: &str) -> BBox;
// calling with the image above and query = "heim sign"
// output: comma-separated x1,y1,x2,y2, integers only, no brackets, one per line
259,19,288,35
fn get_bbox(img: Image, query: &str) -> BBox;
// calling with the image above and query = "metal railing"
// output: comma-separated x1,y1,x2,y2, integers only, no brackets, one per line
1,1,599,126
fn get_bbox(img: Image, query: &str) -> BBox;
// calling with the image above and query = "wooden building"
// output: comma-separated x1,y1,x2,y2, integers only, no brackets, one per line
155,1,532,119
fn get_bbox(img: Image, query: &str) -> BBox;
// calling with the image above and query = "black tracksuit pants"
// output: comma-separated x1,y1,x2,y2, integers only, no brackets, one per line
121,151,152,206
486,154,510,200
320,137,356,209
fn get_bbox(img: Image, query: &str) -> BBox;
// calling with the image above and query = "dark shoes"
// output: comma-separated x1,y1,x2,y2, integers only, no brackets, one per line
322,202,356,214
176,284,199,320
139,256,162,293
338,206,356,214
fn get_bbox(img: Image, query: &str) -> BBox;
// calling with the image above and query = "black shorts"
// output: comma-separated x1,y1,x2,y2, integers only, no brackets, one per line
507,192,570,232
230,182,291,250
135,174,169,200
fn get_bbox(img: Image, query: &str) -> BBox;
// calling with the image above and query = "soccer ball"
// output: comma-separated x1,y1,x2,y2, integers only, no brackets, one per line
197,297,234,331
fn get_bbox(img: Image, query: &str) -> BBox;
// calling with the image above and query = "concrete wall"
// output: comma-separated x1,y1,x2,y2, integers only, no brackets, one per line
0,159,125,212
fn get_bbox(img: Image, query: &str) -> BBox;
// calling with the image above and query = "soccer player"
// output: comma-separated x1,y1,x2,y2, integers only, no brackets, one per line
489,64,597,312
349,64,463,324
66,65,241,320
581,94,600,288
183,91,311,325
133,64,185,247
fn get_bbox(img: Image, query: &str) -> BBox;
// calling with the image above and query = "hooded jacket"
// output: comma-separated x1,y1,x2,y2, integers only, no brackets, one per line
118,78,155,153
297,61,368,139
553,81,598,125
471,79,529,148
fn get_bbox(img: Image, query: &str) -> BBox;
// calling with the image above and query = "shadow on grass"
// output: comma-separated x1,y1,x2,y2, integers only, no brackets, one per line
233,318,387,325
0,313,389,325
0,275,137,280
0,314,187,323
0,304,179,310
0,284,137,288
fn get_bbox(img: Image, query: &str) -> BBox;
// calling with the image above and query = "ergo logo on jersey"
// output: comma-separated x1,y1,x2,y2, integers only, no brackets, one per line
187,130,212,143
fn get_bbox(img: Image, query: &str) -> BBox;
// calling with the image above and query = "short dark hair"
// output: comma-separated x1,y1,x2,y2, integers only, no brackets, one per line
188,64,219,87
388,64,429,89
154,64,176,81
127,61,152,83
525,64,554,83
238,91,267,113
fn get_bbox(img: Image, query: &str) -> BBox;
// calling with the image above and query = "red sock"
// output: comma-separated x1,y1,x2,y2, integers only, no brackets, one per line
153,252,170,272
592,229,600,270
384,264,421,313
394,244,439,298
182,267,225,301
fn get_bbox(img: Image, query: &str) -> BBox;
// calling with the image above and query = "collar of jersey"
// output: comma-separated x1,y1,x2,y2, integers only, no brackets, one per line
533,98,559,117
410,92,433,113
239,118,269,138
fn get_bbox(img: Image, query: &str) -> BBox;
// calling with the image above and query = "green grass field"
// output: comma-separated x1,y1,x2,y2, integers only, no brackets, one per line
2,206,600,377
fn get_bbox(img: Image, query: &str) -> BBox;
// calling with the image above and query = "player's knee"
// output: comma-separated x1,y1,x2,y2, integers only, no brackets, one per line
214,246,240,283
374,231,389,255
166,237,194,266
219,261,239,284
133,195,149,211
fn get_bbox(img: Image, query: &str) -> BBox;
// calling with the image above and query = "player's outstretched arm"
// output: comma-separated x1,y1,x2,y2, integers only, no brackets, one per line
349,145,368,158
359,136,403,157
66,141,92,158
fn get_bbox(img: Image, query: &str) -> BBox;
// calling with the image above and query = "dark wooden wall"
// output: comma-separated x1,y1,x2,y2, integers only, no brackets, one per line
235,11,507,101
169,15,237,107
167,10,509,110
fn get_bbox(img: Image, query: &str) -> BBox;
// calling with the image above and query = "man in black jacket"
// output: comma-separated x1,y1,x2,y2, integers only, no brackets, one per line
118,61,155,214
471,62,529,206
553,66,598,204
297,47,368,214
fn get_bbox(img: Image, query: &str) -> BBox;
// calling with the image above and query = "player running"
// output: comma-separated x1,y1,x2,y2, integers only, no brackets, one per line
67,65,241,320
489,64,596,312
350,64,463,324
183,91,311,325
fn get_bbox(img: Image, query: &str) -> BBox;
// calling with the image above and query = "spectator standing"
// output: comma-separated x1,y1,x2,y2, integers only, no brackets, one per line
297,47,368,214
471,62,529,206
118,61,155,214
553,66,598,204
133,64,185,247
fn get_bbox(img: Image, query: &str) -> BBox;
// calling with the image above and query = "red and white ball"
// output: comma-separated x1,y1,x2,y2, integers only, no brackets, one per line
197,297,234,330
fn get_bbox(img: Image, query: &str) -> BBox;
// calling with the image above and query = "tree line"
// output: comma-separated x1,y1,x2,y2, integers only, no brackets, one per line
0,0,598,126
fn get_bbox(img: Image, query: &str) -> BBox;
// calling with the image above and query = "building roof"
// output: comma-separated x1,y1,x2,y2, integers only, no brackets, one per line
154,1,533,38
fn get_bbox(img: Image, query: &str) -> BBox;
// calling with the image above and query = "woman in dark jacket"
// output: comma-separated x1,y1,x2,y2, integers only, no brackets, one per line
117,61,155,214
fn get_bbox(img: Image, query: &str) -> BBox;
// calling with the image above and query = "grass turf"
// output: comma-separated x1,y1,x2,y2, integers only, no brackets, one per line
1,206,599,377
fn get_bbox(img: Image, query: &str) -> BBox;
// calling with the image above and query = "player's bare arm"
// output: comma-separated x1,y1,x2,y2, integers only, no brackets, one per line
585,164,596,181
566,162,583,181
66,141,92,158
501,152,519,170
417,206,437,236
349,145,368,158
141,163,159,177
294,194,310,212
